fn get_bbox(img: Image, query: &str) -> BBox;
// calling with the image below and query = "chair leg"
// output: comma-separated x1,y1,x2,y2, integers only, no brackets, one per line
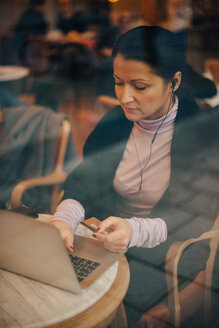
109,302,128,328
204,237,219,324
50,184,61,214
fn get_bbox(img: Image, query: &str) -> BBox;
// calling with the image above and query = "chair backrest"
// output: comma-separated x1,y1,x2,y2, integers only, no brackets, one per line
50,119,72,212
95,95,120,114
53,119,72,172
204,59,219,85
10,116,74,213
165,214,219,328
24,36,49,76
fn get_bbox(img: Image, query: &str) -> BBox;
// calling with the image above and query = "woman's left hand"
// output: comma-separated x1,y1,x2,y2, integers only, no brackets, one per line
92,216,132,253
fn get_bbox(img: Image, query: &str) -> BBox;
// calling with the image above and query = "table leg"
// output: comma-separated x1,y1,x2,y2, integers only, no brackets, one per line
109,302,128,328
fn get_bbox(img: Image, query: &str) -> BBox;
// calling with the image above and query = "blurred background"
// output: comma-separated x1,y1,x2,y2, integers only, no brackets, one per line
0,0,218,158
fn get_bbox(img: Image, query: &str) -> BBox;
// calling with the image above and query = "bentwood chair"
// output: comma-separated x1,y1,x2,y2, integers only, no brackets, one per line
10,119,73,214
165,214,219,328
204,59,219,85
95,95,120,114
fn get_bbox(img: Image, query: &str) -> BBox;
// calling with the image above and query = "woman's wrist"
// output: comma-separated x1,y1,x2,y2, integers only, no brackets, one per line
50,199,85,232
124,218,138,248
124,217,167,248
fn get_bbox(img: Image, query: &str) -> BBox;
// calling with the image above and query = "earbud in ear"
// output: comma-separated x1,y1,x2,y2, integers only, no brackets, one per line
172,78,177,90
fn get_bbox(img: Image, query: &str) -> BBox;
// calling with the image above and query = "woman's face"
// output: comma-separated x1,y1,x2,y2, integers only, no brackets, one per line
113,53,177,121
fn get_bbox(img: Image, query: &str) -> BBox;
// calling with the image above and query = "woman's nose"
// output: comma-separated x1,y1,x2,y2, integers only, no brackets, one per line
120,85,134,104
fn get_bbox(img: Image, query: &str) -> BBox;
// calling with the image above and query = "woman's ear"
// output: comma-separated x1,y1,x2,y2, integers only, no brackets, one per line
172,71,182,92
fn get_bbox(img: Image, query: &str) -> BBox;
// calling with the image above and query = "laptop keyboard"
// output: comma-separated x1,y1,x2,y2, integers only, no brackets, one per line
69,254,101,282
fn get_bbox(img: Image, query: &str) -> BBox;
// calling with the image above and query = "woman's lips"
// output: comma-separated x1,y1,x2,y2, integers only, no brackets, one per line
124,106,137,113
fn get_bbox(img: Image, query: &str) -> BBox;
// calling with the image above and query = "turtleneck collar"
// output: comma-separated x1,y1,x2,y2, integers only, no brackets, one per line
135,96,178,133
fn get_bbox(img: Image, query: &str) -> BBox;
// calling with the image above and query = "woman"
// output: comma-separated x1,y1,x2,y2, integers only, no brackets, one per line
50,26,205,326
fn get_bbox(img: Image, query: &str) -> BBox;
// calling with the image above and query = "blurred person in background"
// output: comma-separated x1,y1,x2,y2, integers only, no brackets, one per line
12,0,48,63
55,0,89,33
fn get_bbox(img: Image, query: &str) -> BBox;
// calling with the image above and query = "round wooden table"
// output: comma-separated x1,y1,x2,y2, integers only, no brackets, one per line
0,66,30,81
0,219,130,328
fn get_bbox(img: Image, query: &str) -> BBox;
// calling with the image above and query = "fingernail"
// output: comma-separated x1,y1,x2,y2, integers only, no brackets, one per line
95,227,100,232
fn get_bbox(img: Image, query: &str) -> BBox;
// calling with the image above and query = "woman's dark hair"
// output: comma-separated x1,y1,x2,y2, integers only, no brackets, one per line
112,25,186,82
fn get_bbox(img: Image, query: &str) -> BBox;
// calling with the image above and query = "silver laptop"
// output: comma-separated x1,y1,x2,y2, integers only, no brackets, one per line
0,210,124,293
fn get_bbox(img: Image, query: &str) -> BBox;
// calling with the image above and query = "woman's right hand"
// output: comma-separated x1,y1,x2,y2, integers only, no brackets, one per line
49,220,74,253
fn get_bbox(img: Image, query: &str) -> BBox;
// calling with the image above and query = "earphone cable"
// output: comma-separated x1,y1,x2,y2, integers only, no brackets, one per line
132,90,174,194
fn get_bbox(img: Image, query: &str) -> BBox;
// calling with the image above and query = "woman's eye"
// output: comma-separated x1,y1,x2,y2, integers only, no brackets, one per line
135,86,146,90
115,82,123,86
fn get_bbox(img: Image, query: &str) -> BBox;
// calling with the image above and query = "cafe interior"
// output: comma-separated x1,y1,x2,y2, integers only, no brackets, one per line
0,0,219,327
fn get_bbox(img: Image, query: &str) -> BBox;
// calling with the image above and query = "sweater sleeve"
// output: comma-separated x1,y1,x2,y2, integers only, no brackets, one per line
125,217,167,248
50,199,85,232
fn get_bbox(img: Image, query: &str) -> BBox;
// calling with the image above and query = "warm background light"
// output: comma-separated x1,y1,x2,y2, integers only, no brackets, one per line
108,0,120,3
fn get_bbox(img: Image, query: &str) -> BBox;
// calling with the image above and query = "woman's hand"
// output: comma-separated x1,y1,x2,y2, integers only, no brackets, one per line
49,220,74,253
93,216,132,253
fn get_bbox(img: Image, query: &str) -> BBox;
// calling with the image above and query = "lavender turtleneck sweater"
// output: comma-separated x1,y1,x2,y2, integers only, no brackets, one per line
51,99,178,248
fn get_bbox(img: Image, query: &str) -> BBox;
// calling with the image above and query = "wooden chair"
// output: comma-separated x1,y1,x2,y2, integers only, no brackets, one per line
10,119,72,214
165,214,219,328
204,59,219,85
24,36,50,76
95,95,120,114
